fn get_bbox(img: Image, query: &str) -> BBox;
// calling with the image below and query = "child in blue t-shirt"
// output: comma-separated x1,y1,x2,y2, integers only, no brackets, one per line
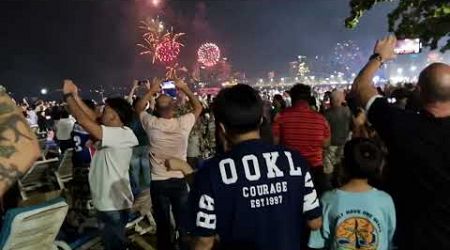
309,138,396,250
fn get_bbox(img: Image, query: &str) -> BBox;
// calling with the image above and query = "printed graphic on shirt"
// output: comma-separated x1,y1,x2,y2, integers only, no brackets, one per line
72,123,94,165
194,149,320,232
334,210,380,250
218,151,307,209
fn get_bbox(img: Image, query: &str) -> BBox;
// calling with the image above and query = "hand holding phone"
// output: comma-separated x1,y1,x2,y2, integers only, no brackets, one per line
394,38,421,55
149,78,161,93
374,35,397,61
161,80,177,98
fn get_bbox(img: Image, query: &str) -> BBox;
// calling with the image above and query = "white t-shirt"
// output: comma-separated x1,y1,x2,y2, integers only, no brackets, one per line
89,125,138,211
187,132,201,158
55,118,75,140
27,110,38,126
140,112,196,181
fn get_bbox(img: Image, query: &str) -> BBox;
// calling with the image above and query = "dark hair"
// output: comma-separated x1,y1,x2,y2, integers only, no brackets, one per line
213,84,263,135
273,94,286,110
60,109,70,119
83,99,96,111
105,97,134,126
391,88,410,100
343,138,383,180
289,84,311,104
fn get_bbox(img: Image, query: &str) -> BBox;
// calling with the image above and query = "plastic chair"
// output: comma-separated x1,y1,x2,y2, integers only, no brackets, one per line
126,188,156,235
55,149,74,189
0,197,69,250
17,158,61,200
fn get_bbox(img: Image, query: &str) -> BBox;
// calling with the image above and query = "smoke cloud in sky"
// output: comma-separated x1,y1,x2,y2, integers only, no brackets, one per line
0,0,402,98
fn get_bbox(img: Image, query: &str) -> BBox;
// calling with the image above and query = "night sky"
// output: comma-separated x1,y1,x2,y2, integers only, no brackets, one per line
0,0,396,98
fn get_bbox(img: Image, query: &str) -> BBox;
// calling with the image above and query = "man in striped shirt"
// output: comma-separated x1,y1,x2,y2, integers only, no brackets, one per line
272,84,331,195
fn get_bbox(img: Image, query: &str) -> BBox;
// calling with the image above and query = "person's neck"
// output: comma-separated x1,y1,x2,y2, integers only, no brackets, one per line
424,102,450,118
230,131,260,145
331,103,342,108
340,179,372,193
293,100,309,106
105,121,124,127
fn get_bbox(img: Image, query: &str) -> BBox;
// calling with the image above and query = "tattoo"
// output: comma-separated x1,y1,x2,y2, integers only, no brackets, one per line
0,145,16,158
0,104,15,115
0,86,6,96
0,163,21,186
0,113,33,143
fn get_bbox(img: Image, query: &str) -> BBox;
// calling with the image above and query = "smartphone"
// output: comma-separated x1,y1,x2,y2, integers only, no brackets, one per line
394,38,422,55
161,80,177,98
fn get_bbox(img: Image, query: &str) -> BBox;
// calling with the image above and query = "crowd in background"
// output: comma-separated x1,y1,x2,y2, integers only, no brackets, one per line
0,36,450,250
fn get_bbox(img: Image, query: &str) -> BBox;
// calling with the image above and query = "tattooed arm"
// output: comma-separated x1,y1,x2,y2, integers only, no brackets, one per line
0,88,40,197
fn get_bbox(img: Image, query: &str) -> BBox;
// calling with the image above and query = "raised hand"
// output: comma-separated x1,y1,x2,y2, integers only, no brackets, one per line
174,78,189,91
165,158,193,175
132,80,139,89
374,35,397,62
63,79,78,95
149,77,162,93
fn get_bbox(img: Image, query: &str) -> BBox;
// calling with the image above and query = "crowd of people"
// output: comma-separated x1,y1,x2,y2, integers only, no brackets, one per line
0,35,450,250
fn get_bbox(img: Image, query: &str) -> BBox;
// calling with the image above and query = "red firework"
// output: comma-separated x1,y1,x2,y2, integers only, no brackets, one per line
155,38,181,63
198,43,221,67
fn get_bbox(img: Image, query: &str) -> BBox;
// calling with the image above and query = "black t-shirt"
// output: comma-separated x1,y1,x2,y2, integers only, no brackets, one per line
368,98,450,250
189,139,321,250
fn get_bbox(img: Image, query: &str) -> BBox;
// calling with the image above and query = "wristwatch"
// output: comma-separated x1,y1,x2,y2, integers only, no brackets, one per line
369,53,384,65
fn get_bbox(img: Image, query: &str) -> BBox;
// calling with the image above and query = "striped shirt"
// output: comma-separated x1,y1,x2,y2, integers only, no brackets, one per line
272,101,330,168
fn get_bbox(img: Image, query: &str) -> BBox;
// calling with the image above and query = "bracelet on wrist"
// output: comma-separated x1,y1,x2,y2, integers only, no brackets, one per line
369,53,384,66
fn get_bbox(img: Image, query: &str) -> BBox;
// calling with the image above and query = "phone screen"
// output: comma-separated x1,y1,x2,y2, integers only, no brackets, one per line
161,80,177,98
394,38,421,55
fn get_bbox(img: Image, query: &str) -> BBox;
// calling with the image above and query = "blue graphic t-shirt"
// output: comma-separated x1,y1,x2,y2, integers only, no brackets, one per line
189,139,321,250
71,123,94,166
130,116,149,146
309,188,396,250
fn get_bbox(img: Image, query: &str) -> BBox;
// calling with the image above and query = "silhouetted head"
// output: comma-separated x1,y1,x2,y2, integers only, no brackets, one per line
343,138,384,180
102,97,133,127
418,63,450,104
213,84,263,141
154,94,176,119
330,89,345,107
289,84,311,105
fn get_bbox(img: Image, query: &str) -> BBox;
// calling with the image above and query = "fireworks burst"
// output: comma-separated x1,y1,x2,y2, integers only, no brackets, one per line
155,37,182,63
137,17,185,64
331,40,364,74
197,43,221,67
166,63,188,79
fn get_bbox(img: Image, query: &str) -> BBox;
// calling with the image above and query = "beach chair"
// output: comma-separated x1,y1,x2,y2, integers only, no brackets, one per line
17,158,61,200
0,197,69,250
55,149,74,189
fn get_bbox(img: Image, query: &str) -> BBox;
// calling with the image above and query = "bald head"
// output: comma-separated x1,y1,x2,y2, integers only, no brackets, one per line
330,89,345,107
155,94,176,118
418,63,450,104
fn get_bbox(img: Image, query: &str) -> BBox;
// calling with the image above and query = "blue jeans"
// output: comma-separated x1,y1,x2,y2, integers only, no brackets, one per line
130,145,151,196
151,178,190,250
97,210,129,250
